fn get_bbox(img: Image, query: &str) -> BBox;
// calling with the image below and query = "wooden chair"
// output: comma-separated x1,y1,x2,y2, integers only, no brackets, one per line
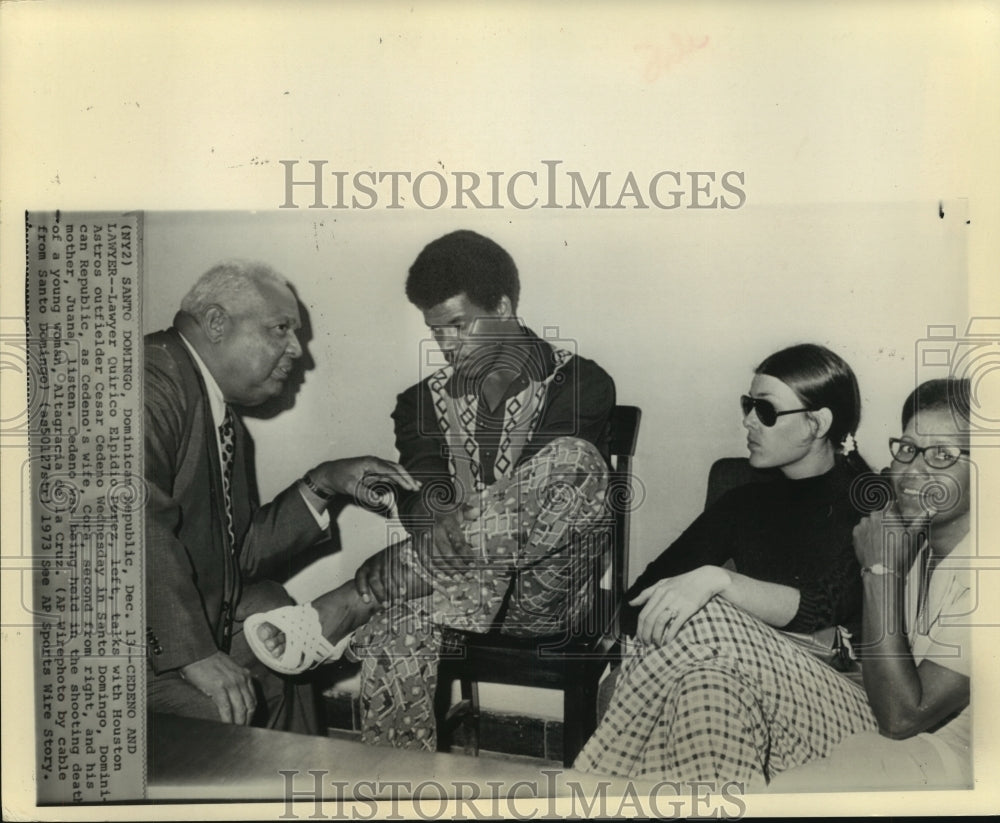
433,405,642,767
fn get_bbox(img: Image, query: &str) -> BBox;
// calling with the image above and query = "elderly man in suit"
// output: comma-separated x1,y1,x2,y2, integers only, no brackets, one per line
144,260,418,732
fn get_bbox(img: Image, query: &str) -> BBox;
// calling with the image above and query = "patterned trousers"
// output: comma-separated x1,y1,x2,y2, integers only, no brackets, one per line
575,597,878,784
350,436,610,750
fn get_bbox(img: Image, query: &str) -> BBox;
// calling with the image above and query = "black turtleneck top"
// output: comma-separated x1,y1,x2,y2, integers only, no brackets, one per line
620,459,869,637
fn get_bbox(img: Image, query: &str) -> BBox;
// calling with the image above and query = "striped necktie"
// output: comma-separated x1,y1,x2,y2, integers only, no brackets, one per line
218,405,236,550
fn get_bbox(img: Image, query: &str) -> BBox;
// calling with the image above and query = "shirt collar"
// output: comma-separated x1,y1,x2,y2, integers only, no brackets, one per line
935,531,973,574
444,325,555,399
178,331,227,429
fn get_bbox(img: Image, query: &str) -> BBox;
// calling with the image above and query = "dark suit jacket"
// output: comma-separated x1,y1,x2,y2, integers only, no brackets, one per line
144,329,324,674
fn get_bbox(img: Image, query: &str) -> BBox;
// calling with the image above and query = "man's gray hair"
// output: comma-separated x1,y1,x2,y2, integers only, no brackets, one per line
180,260,291,317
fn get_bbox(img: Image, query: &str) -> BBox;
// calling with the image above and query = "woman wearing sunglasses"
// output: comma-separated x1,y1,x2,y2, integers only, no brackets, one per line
578,377,972,788
621,342,871,646
578,342,875,780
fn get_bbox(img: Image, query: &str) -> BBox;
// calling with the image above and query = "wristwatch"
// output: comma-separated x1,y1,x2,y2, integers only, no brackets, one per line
861,563,900,578
301,472,335,501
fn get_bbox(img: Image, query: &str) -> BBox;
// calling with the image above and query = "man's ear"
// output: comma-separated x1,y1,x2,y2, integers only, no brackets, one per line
808,407,834,441
495,295,514,318
202,304,228,343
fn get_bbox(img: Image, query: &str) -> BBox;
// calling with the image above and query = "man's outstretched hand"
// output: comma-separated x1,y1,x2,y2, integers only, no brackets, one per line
309,456,421,507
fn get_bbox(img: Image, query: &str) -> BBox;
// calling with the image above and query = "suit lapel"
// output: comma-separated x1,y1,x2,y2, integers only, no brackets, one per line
157,328,242,651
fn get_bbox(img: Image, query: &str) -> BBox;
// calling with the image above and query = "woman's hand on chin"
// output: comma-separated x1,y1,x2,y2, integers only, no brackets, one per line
853,507,930,575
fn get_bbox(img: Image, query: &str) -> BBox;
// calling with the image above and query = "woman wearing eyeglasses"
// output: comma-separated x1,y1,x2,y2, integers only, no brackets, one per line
765,378,972,790
578,377,972,789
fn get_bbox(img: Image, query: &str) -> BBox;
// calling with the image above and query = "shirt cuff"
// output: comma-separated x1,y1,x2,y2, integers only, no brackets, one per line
298,486,331,530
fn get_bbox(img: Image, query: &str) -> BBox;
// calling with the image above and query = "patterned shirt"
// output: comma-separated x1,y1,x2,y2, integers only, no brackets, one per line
392,325,615,527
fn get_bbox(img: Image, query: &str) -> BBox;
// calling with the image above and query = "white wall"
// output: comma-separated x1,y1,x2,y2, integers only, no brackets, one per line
143,205,966,717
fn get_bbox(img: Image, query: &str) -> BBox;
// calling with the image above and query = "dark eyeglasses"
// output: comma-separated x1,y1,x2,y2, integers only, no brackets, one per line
740,395,814,427
889,438,969,470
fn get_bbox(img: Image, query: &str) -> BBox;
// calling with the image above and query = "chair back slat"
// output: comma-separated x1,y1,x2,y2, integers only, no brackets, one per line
606,405,641,637
609,405,641,459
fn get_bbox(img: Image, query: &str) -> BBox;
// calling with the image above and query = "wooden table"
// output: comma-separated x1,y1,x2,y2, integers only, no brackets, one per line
147,713,662,805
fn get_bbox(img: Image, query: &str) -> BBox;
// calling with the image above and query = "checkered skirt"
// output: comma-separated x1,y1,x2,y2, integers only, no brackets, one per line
575,597,877,783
